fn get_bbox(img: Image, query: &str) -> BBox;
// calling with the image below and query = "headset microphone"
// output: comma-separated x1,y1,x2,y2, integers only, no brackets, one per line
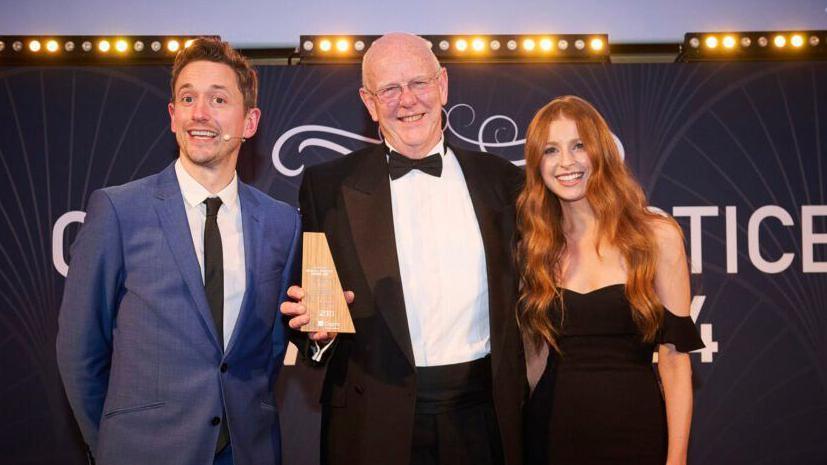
222,134,246,142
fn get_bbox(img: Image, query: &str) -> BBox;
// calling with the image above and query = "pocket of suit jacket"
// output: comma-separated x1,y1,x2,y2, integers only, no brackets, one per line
103,401,166,419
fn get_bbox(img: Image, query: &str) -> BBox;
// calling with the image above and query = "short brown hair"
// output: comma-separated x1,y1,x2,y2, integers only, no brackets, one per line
170,37,258,110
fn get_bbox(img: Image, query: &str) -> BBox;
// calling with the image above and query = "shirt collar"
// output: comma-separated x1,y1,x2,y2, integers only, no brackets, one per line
174,159,239,211
385,137,446,159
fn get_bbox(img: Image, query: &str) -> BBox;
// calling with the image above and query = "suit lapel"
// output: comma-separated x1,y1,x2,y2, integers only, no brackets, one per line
224,182,262,355
342,146,415,368
153,163,222,349
452,146,513,379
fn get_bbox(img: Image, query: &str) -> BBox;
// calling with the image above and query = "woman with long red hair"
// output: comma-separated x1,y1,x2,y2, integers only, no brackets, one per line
518,95,703,465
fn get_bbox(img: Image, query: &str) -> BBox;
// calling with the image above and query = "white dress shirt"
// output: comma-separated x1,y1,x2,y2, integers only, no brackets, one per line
388,139,490,367
175,160,246,350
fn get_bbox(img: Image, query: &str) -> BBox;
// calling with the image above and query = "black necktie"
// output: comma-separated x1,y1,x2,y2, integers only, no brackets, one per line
204,197,230,453
388,150,443,180
204,197,224,345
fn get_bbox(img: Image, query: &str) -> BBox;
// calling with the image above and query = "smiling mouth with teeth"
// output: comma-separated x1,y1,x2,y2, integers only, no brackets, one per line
556,172,585,183
188,129,219,138
398,114,424,122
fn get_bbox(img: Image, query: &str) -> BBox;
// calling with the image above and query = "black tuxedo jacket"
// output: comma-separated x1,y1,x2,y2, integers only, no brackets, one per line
299,143,527,465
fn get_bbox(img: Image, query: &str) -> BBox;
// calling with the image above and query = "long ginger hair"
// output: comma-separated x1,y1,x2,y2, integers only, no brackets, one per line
517,95,676,352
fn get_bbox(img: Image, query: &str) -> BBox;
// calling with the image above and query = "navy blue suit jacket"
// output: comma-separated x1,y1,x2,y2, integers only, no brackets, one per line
57,162,300,465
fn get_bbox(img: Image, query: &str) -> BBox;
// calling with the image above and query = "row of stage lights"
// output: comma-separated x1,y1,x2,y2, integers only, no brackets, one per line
2,31,826,64
680,31,826,61
299,34,610,62
0,36,212,63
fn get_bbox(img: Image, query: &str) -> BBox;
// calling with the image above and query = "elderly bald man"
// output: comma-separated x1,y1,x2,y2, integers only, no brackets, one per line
282,32,526,465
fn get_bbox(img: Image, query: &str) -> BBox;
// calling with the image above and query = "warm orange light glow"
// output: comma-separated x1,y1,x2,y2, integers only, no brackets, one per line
722,36,736,49
705,36,718,49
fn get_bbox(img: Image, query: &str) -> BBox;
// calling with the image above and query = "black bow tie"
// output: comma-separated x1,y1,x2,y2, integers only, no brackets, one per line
387,150,443,180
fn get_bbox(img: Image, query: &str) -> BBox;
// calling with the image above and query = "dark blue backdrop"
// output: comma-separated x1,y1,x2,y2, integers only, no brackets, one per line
1,62,825,465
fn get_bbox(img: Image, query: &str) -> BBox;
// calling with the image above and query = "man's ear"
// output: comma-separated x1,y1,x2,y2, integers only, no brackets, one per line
168,102,177,133
359,89,380,122
243,107,262,139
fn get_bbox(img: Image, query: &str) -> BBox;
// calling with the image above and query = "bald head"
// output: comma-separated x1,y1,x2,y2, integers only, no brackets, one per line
362,33,441,89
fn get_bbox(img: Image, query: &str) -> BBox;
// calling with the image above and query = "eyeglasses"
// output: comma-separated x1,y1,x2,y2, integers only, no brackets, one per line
363,69,443,104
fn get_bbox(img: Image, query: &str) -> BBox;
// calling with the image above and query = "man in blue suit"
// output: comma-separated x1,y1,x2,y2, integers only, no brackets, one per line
56,38,299,465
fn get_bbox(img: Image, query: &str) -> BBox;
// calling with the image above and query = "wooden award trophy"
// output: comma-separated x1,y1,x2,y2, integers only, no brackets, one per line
300,232,355,333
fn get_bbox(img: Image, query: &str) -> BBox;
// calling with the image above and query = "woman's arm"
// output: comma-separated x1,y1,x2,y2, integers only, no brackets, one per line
652,219,694,465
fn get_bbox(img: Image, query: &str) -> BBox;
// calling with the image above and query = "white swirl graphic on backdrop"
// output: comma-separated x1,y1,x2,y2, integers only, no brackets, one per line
443,104,623,164
444,104,526,162
271,105,624,176
272,124,381,177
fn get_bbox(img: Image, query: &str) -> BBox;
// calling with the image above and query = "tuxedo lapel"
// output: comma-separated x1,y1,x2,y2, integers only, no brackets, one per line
341,146,415,368
224,182,262,355
152,163,222,349
453,146,515,380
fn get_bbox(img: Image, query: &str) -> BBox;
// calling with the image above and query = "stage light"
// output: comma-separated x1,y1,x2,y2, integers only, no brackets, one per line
0,41,5,52
472,38,485,52
705,36,718,49
791,34,804,47
2,35,213,63
680,30,827,61
184,39,194,48
297,34,610,63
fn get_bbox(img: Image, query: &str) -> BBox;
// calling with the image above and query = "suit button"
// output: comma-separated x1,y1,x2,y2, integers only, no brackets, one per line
220,363,228,373
211,417,221,426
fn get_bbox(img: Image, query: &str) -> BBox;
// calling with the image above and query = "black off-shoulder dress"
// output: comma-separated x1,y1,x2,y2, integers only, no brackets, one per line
524,284,704,465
